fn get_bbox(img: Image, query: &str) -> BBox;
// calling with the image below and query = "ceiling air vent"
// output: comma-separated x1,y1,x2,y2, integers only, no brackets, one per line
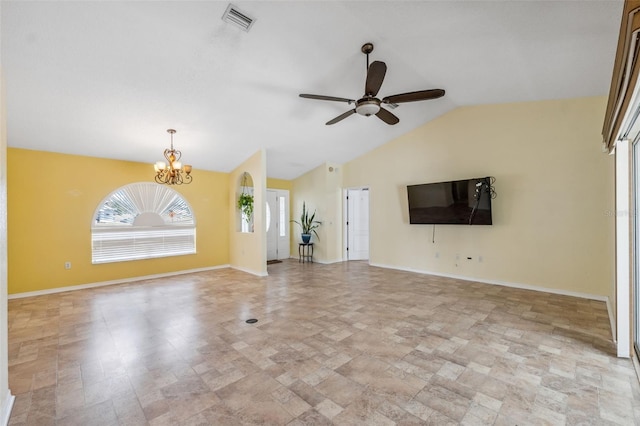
222,4,256,32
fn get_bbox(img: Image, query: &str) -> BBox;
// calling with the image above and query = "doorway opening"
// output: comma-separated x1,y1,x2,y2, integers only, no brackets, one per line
344,187,370,261
266,189,290,261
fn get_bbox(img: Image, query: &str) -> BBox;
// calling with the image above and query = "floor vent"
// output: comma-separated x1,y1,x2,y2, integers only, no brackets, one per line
222,4,256,32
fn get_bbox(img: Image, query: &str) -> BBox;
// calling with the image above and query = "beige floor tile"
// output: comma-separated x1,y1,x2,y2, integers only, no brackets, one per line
6,260,640,425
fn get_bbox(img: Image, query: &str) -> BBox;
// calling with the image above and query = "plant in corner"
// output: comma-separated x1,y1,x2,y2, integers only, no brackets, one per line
292,201,321,244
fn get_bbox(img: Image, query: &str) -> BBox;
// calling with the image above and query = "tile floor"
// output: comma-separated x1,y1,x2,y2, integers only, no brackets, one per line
6,260,640,425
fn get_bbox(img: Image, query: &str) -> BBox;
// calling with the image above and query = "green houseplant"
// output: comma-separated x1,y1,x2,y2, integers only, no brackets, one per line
237,172,254,226
293,201,321,244
237,192,254,219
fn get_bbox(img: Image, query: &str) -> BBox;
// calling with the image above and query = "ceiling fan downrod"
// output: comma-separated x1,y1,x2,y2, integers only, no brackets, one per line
362,42,374,71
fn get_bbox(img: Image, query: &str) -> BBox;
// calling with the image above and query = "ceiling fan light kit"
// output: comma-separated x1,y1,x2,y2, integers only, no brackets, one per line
300,43,445,125
355,99,380,116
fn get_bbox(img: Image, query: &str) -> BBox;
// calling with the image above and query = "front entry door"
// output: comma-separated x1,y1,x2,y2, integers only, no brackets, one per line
266,190,278,261
266,189,290,261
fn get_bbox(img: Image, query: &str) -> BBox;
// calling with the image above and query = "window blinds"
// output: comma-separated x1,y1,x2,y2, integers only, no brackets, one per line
92,226,195,264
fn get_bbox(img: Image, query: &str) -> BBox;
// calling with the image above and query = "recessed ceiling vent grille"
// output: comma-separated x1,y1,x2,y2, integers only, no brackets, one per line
386,102,399,110
222,4,256,32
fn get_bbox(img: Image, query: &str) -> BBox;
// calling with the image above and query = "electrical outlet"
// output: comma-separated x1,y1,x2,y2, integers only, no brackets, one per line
435,252,440,258
64,261,71,270
478,256,483,263
455,253,460,260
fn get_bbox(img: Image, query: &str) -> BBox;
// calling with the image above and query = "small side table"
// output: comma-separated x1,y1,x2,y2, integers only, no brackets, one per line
299,243,313,263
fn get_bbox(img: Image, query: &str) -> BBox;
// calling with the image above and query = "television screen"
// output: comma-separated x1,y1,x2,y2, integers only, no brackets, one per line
407,177,493,225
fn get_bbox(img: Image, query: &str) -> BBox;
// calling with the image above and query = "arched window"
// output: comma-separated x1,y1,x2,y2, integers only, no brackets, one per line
92,182,196,264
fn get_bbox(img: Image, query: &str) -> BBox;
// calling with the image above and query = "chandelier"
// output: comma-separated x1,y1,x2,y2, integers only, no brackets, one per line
154,129,193,185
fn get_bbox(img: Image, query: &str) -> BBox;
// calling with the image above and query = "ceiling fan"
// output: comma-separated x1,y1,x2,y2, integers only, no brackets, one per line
300,43,445,126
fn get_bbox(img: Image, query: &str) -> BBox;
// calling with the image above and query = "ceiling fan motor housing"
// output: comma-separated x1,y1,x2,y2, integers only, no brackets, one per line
355,98,381,116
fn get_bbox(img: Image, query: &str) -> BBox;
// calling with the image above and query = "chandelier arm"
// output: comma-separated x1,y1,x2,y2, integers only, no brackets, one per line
163,149,182,168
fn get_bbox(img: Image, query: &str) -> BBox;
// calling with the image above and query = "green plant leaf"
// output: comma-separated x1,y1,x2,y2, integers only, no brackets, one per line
291,201,322,239
237,193,254,218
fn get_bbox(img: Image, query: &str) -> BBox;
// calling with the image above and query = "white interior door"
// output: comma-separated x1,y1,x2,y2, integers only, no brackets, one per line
266,190,278,261
266,189,290,261
346,188,370,261
277,191,290,260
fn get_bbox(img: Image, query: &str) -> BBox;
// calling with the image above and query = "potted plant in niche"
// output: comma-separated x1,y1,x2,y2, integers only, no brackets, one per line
293,201,321,244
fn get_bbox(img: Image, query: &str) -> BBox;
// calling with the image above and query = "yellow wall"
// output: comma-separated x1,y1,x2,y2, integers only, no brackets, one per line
266,178,292,191
340,96,614,297
291,162,343,262
7,96,616,300
7,148,230,294
229,150,267,275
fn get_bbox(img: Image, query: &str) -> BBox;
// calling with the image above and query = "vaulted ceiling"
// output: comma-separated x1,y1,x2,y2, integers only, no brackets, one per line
1,1,622,180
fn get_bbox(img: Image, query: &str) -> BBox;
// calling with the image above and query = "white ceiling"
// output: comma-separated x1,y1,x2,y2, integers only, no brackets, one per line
1,1,623,180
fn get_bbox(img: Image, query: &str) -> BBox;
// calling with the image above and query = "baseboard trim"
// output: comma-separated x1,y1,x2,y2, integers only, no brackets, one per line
313,258,343,265
0,391,15,426
607,297,617,344
8,265,231,299
230,266,268,277
369,262,609,302
285,255,343,265
632,350,640,385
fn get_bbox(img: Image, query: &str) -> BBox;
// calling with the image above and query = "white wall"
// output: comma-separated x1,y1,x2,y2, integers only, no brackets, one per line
0,6,16,419
339,97,615,299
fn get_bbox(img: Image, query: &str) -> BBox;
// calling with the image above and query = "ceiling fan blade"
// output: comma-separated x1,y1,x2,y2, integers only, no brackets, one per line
300,94,354,103
365,61,387,97
382,89,445,104
375,107,399,125
326,109,356,125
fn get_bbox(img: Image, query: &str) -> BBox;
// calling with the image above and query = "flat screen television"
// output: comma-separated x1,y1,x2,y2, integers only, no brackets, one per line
407,177,493,225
